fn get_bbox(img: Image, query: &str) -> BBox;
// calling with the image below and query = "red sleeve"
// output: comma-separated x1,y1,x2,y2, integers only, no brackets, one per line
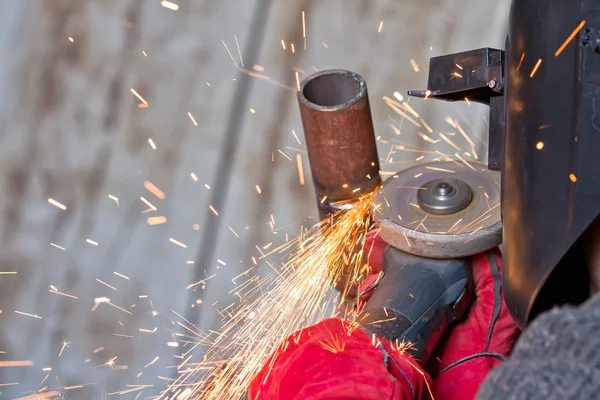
249,318,432,400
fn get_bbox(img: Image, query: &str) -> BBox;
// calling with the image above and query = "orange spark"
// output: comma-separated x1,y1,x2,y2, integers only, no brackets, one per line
570,173,577,183
147,216,167,225
378,21,384,33
144,180,166,200
410,59,420,72
516,53,525,71
530,58,542,78
555,20,586,57
296,154,305,185
130,88,148,106
0,361,34,367
536,141,544,150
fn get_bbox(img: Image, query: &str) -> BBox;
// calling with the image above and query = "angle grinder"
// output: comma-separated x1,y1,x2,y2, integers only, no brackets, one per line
358,160,502,366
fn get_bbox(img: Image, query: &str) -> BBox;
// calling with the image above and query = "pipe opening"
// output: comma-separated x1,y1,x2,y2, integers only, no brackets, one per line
302,72,362,107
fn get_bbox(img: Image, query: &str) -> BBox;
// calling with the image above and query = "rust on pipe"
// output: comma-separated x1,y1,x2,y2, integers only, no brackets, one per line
297,70,381,217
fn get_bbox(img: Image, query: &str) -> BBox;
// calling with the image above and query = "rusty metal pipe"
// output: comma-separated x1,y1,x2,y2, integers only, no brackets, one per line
297,70,381,219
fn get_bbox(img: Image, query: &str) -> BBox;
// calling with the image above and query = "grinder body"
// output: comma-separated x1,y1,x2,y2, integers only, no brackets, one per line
358,248,472,365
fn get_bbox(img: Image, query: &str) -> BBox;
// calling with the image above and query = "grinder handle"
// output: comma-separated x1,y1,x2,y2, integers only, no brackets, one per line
357,246,472,366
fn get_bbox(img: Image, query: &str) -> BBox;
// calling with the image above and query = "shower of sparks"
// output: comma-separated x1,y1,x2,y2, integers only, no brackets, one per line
378,21,384,33
296,154,305,185
144,181,166,200
188,112,198,126
530,58,542,78
555,20,586,57
130,88,148,106
48,198,67,211
165,194,375,399
160,0,180,11
148,138,157,149
410,59,419,72
234,35,244,67
222,40,240,68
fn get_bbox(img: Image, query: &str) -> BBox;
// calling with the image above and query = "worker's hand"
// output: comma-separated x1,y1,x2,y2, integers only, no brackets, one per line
360,233,520,400
248,318,432,400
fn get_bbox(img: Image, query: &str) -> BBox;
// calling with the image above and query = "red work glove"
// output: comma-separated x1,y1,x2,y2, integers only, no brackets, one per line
249,318,432,400
360,231,520,400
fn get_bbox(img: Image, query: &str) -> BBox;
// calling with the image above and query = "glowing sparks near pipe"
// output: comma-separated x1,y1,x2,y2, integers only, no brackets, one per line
148,138,157,149
555,20,586,57
166,194,375,399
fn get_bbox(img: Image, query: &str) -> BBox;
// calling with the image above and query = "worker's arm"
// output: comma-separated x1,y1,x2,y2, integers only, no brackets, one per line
249,234,519,400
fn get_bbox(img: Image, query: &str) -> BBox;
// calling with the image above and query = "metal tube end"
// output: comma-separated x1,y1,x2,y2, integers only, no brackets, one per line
298,70,381,208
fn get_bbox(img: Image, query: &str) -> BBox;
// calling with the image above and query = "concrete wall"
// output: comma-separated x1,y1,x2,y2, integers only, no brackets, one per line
0,0,509,398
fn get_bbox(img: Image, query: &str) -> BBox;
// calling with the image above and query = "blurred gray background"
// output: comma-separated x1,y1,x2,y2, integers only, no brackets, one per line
0,0,509,398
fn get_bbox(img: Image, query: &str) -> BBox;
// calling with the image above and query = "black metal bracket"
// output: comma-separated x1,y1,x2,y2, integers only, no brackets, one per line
408,48,506,170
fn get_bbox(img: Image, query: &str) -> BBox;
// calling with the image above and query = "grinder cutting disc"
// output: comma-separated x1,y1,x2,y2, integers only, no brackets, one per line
373,161,502,258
